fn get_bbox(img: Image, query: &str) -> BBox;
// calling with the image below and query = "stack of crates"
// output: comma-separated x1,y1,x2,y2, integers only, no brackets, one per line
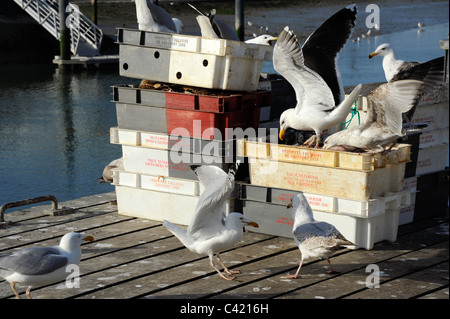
110,28,273,225
236,140,412,250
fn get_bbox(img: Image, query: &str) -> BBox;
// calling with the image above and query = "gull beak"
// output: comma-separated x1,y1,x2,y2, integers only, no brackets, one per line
279,124,286,140
83,235,94,242
287,199,293,209
245,220,259,228
368,51,379,59
268,37,277,45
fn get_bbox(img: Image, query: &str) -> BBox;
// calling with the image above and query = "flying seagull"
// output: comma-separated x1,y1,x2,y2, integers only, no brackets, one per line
135,0,183,33
283,193,354,279
163,163,259,280
275,5,361,147
0,232,94,299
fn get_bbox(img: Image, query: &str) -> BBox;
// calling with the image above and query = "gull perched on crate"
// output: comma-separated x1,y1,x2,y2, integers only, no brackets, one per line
97,157,124,184
135,0,183,33
163,162,259,281
323,59,444,152
283,194,354,279
368,44,444,122
188,3,240,40
0,232,94,299
274,5,362,148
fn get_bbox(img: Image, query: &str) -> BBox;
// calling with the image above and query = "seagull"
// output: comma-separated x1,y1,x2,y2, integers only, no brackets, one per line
0,232,94,299
245,34,278,45
275,5,361,147
188,3,240,40
283,194,354,279
135,0,183,33
163,163,259,280
323,71,443,152
97,157,124,184
275,19,362,147
417,22,425,29
368,44,444,121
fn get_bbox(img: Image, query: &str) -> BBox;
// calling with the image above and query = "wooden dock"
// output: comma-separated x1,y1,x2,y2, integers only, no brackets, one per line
0,191,448,302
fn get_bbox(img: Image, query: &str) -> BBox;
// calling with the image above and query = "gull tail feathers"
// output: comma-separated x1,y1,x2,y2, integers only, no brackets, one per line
331,84,362,121
163,220,193,248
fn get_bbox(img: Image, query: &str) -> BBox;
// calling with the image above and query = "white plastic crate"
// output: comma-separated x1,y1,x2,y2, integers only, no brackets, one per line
239,183,411,218
241,199,400,250
416,143,449,175
117,28,273,91
113,170,204,196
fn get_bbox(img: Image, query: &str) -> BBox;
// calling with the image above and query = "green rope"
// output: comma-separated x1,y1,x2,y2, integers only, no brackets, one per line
340,98,360,129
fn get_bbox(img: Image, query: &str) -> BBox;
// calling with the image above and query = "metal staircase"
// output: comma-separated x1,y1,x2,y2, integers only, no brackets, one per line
13,0,103,56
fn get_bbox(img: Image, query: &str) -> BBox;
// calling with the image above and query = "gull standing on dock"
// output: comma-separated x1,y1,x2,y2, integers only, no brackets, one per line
163,163,259,281
97,157,124,184
283,194,354,279
323,59,444,152
275,5,362,148
368,44,444,122
0,232,94,299
135,0,183,33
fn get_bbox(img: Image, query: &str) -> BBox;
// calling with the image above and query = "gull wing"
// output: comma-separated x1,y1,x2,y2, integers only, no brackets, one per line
366,80,424,135
147,0,177,33
187,163,239,236
0,247,68,276
273,27,335,113
302,4,357,105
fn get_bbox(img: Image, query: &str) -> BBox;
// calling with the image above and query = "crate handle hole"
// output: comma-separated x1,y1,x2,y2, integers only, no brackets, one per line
203,59,208,67
154,51,160,59
176,72,182,79
122,63,129,70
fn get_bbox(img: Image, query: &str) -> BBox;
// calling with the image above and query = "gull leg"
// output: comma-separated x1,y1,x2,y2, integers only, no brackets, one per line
303,135,317,148
209,258,235,281
282,259,303,279
216,254,241,275
10,281,20,299
326,258,339,274
25,286,32,299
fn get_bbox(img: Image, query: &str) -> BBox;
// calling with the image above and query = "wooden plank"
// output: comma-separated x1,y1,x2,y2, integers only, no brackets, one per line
276,241,448,299
417,286,449,299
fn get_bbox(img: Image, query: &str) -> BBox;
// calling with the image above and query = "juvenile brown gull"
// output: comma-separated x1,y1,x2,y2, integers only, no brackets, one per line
283,194,353,279
324,56,444,152
163,163,259,281
0,232,93,299
368,43,444,122
274,5,362,147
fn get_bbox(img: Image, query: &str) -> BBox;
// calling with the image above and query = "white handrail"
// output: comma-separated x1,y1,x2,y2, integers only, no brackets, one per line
13,0,103,56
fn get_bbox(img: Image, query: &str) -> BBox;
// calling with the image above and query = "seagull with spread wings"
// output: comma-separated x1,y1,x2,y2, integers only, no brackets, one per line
163,162,259,281
275,5,362,148
135,0,183,33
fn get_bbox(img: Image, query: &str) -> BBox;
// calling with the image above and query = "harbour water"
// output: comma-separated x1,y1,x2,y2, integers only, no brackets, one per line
0,22,448,212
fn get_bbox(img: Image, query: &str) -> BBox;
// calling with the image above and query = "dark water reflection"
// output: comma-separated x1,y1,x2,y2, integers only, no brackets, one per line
0,65,140,210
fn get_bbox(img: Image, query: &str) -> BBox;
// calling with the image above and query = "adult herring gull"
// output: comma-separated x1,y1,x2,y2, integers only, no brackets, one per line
275,5,361,147
0,232,94,299
135,0,183,33
283,194,354,279
163,163,259,280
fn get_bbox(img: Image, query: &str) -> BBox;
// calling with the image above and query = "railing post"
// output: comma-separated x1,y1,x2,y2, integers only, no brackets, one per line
58,0,71,61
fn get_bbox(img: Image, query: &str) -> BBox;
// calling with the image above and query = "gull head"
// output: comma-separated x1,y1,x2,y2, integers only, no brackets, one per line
369,43,393,59
279,109,292,140
246,34,278,45
60,232,94,251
